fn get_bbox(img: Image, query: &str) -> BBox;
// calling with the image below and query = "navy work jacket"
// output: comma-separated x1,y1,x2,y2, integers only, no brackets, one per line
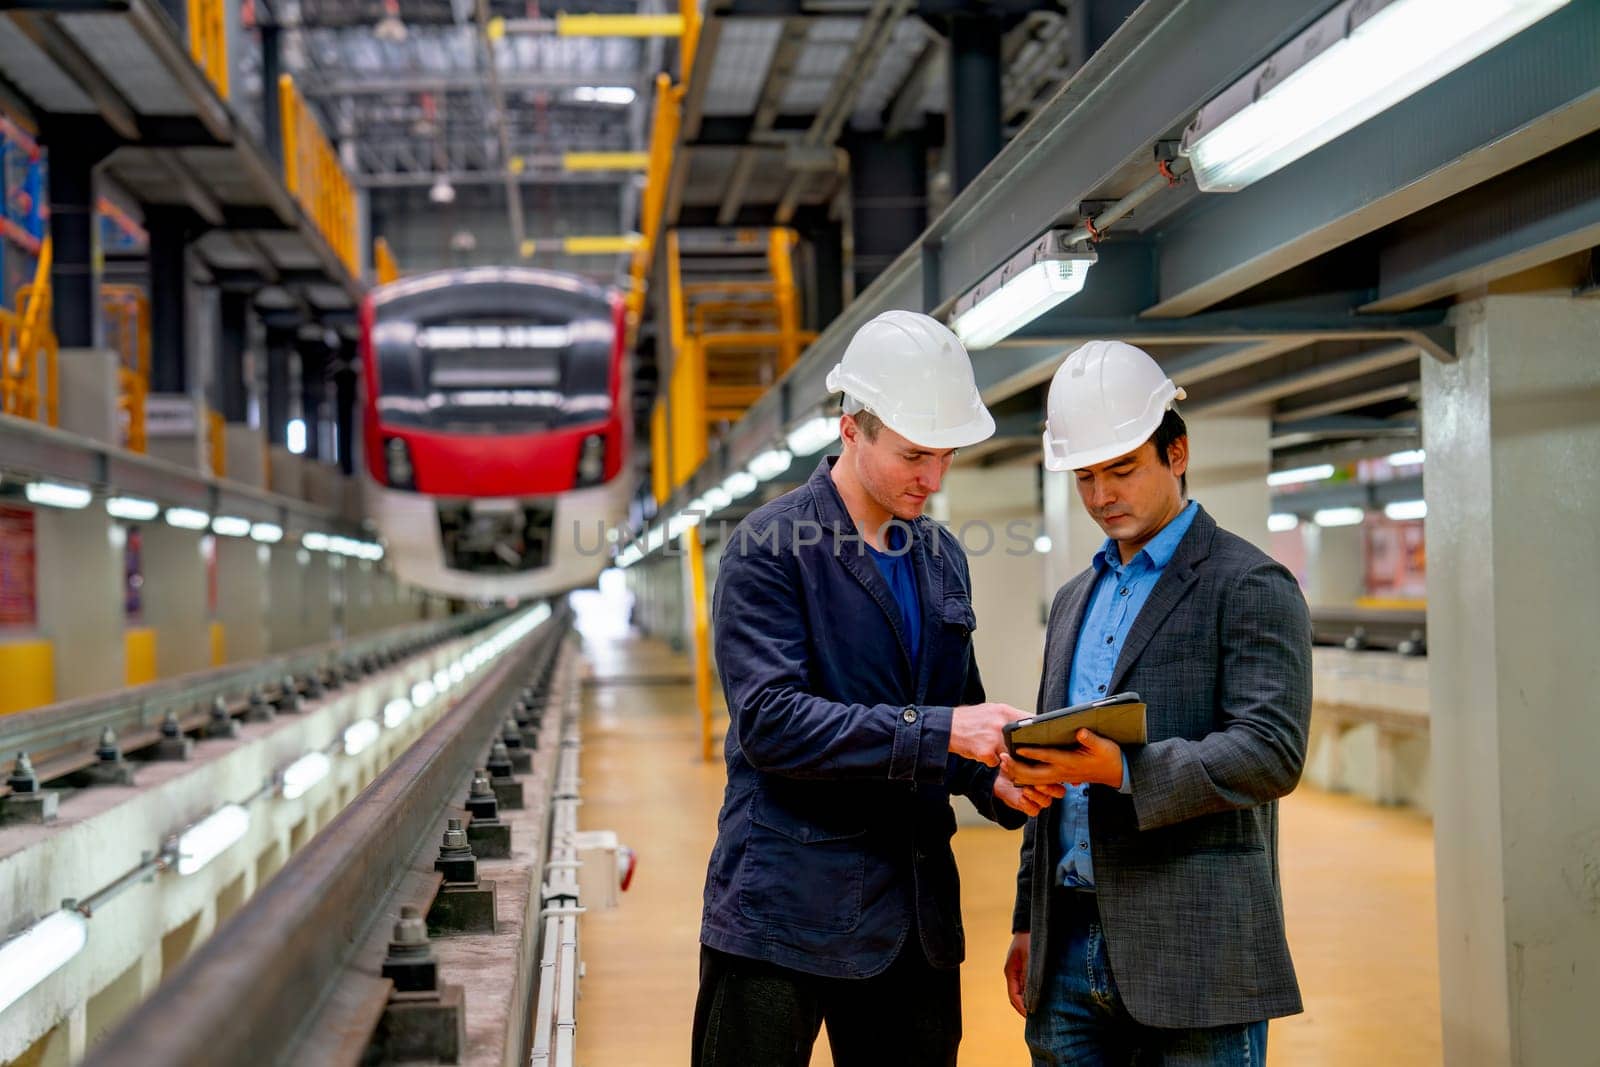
700,457,1025,979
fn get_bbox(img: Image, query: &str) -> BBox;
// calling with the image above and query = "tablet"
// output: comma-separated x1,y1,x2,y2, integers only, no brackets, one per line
1003,692,1147,753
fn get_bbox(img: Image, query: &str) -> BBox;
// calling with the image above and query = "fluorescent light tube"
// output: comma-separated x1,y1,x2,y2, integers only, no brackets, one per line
747,448,793,482
0,910,89,1013
952,254,1096,350
165,507,212,530
721,471,759,501
1033,535,1053,554
574,86,636,105
1314,507,1366,528
25,481,92,510
1387,448,1426,467
1268,513,1300,533
1182,0,1571,192
703,487,733,512
786,416,839,457
106,496,160,521
344,719,382,754
212,515,252,538
1384,499,1427,521
410,680,436,707
302,532,330,551
250,522,284,544
449,662,466,685
175,804,251,876
383,698,414,729
1267,464,1335,488
434,669,450,692
280,751,332,800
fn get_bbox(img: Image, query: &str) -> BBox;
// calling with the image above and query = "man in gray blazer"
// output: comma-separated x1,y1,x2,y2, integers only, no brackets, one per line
1001,340,1312,1065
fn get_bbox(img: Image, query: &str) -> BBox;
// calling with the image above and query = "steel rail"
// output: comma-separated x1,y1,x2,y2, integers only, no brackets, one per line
0,608,509,797
80,603,572,1067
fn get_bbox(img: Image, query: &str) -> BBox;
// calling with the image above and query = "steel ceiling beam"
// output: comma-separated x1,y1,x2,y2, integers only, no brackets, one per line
1147,2,1600,318
1185,341,1420,415
1274,381,1418,424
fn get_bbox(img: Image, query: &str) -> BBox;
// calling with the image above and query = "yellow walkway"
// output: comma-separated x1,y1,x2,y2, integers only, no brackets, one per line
574,629,1441,1066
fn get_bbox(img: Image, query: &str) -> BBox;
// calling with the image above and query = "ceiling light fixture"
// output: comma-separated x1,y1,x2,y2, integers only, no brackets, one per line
950,230,1097,350
1181,0,1571,192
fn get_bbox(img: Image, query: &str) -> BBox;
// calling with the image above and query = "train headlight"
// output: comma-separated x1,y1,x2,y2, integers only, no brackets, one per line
384,437,416,490
576,433,606,487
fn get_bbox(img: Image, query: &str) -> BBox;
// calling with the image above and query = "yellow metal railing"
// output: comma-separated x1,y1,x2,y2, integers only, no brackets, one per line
520,234,645,259
279,74,359,278
208,409,226,477
374,237,400,285
102,285,151,453
187,0,229,99
2,237,59,427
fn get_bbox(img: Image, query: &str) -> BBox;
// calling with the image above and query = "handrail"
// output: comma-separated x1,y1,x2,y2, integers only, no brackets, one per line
373,236,400,286
185,0,229,99
2,236,58,426
279,74,359,278
102,284,151,453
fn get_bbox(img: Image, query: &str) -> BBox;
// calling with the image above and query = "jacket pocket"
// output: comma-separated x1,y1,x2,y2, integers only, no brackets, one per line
941,595,976,633
738,794,868,933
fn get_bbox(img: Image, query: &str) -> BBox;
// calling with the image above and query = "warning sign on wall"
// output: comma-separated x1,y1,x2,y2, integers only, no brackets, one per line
0,505,37,629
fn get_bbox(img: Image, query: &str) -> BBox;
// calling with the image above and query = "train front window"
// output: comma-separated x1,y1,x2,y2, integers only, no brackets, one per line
373,301,613,434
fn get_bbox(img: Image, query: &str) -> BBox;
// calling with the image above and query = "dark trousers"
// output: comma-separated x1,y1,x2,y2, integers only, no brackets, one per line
692,943,961,1067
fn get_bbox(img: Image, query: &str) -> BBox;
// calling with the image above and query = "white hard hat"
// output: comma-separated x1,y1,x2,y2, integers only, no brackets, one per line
1042,340,1186,471
824,310,996,450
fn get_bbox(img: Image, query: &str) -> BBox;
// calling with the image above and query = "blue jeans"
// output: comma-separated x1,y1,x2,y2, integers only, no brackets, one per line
1025,892,1267,1067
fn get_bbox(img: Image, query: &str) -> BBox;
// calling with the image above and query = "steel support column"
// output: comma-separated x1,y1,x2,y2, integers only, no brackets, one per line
844,131,927,296
147,208,191,394
217,291,249,423
945,15,1002,195
334,341,358,477
297,336,327,461
264,325,294,447
46,130,108,349
260,22,283,168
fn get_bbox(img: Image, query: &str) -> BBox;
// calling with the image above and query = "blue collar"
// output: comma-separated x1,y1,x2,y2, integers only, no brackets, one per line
1092,499,1200,573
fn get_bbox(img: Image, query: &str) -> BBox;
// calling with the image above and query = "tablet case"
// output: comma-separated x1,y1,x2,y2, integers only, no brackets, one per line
1003,692,1147,752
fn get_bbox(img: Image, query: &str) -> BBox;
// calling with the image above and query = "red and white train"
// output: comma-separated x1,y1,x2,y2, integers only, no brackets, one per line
360,267,631,600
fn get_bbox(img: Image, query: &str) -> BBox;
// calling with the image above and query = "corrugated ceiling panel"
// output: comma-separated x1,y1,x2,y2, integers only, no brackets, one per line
0,18,96,113
702,19,781,117
60,14,192,115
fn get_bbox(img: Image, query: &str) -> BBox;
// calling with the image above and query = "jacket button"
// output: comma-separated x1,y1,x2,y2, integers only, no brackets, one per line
902,707,918,724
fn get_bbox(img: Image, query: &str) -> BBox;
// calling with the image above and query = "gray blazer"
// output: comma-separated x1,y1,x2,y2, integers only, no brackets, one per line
1014,506,1312,1028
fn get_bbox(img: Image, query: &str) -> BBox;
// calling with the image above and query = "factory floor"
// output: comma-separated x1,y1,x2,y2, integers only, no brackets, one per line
573,626,1441,1066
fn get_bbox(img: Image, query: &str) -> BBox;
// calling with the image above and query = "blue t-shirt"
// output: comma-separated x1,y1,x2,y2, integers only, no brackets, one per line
865,523,921,665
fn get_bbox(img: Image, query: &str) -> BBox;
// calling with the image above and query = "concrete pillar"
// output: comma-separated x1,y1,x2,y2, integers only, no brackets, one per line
57,348,121,445
267,542,306,653
945,15,1002,195
34,508,125,701
1184,414,1271,550
1305,521,1365,608
939,466,1047,714
1422,293,1600,1066
138,524,209,678
225,425,267,489
215,537,269,664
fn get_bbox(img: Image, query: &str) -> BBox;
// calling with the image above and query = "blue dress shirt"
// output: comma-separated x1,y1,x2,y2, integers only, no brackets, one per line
866,523,921,666
1056,500,1199,889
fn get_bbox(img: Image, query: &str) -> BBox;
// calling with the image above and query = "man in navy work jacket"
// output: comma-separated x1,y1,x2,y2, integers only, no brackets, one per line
999,340,1313,1066
695,310,1059,1067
